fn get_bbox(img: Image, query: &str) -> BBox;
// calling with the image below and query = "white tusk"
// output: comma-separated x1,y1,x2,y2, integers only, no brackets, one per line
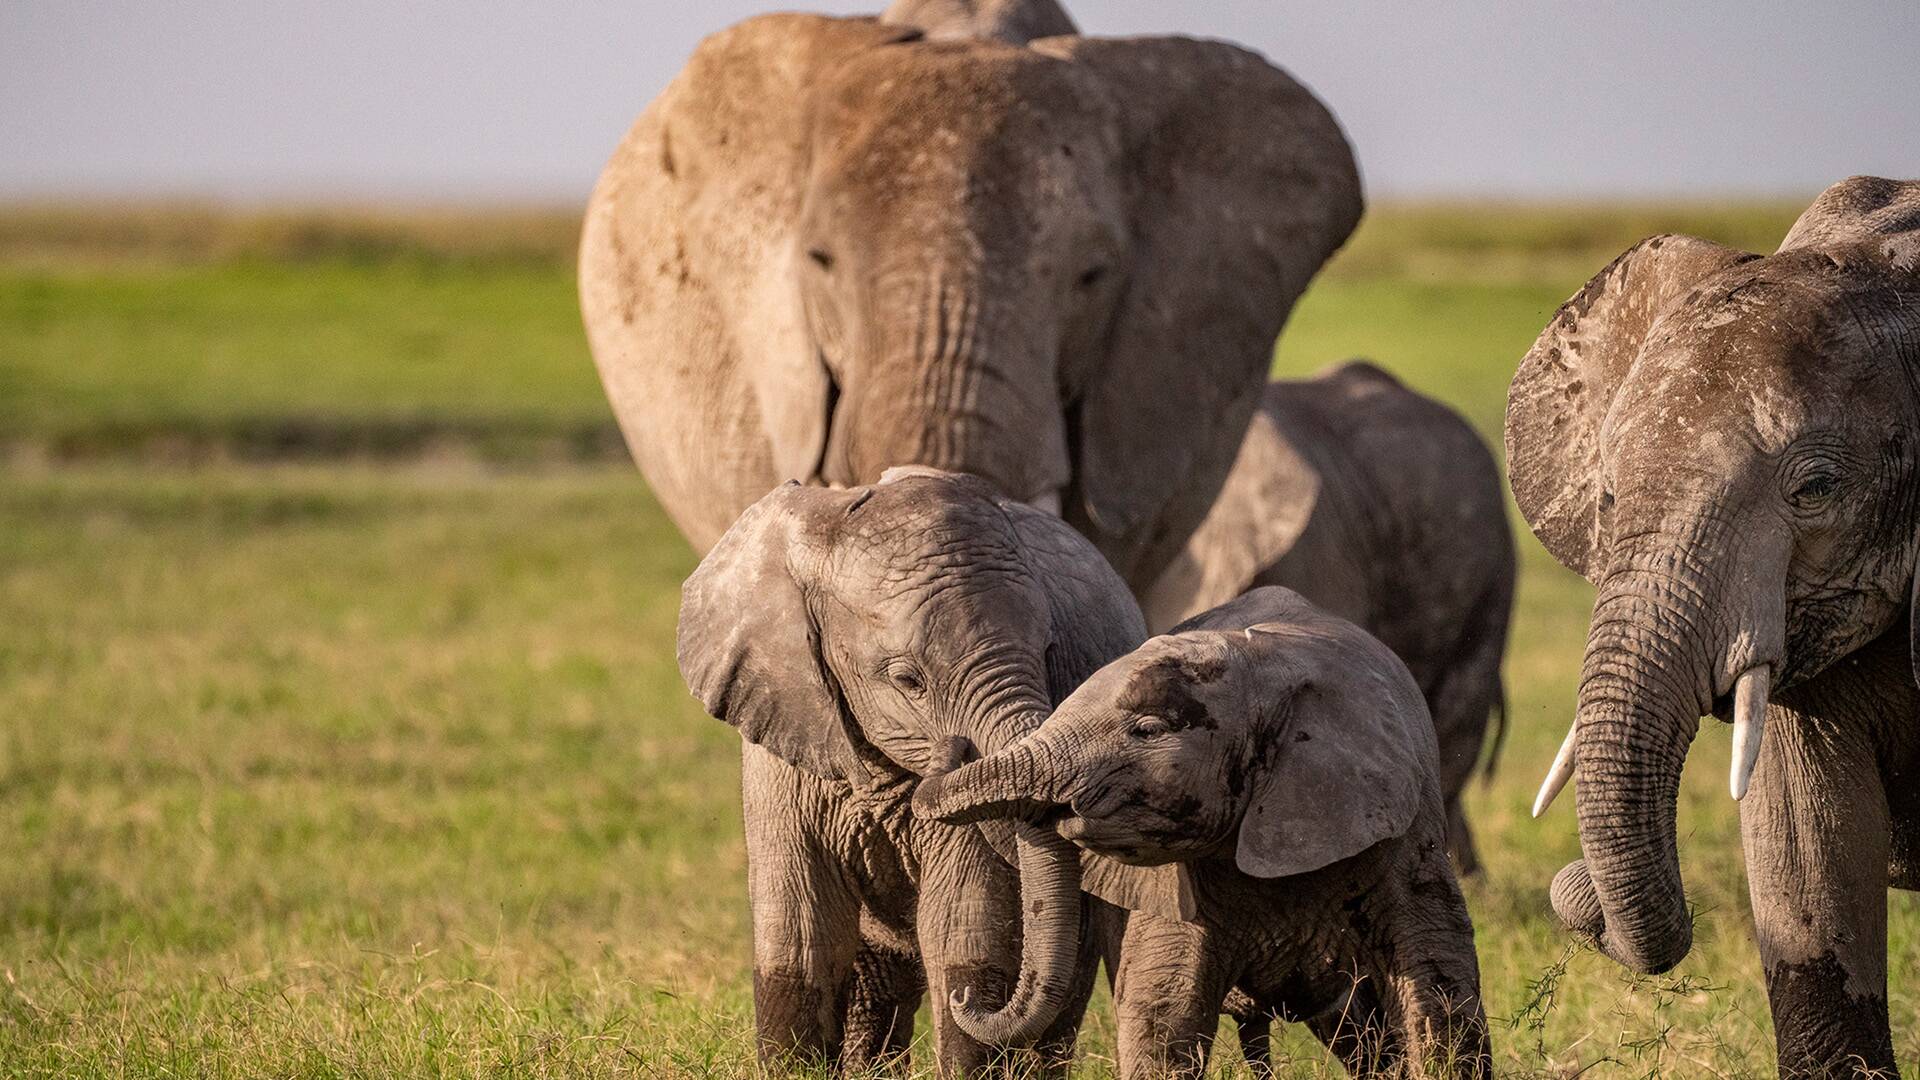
1730,666,1770,801
1532,722,1578,818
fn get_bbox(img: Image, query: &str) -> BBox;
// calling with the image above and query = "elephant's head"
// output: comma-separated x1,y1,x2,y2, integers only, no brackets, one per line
676,467,1145,1044
915,586,1433,926
651,14,1361,583
1508,176,1920,975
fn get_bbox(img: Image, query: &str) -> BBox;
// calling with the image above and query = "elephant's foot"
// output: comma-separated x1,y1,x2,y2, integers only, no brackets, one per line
1765,952,1896,1079
751,967,845,1067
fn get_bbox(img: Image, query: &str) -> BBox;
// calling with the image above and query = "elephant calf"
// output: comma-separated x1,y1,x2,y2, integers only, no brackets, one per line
1146,361,1516,874
676,467,1146,1073
919,587,1490,1079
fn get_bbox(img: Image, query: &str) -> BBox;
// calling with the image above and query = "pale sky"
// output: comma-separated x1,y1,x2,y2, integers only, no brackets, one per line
4,1,1916,202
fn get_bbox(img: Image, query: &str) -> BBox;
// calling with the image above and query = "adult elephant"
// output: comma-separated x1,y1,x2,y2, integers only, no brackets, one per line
578,6,1361,591
1511,176,1920,1077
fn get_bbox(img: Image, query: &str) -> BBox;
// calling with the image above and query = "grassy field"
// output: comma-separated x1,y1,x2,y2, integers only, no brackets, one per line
2,203,1916,1076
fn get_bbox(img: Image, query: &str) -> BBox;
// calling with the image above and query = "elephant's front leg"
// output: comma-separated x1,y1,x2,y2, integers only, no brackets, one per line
841,941,924,1075
742,751,865,1066
1112,911,1234,1080
915,823,1025,1075
1374,847,1490,1078
1739,703,1895,1078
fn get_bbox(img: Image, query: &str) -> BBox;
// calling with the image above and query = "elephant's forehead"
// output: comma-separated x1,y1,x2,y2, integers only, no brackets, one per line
1610,275,1862,454
825,528,1038,629
811,44,1115,192
833,495,1024,571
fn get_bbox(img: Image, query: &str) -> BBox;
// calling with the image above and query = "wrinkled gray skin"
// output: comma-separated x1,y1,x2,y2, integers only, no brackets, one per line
580,4,1361,593
676,468,1145,1073
917,588,1489,1079
1146,361,1515,876
1508,176,1920,1078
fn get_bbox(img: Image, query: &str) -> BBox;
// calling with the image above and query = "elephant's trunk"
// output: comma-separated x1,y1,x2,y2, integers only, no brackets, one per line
913,734,1084,1045
948,821,1083,1046
826,271,1071,505
1551,572,1711,975
913,734,1068,825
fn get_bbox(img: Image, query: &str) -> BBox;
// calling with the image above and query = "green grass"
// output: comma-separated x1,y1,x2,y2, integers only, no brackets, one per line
0,262,610,453
2,202,1917,1076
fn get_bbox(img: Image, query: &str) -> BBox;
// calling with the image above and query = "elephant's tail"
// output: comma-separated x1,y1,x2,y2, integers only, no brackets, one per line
1429,577,1513,792
1480,679,1508,785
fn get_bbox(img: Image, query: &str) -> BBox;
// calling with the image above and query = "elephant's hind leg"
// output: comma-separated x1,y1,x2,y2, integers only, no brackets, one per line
1423,607,1508,879
1305,979,1395,1078
1740,699,1896,1078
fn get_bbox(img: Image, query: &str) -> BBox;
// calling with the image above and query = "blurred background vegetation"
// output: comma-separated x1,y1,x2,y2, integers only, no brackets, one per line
2,201,1913,1076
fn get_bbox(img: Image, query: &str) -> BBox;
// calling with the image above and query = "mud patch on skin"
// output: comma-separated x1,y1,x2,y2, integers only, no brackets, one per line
1116,655,1220,730
1764,952,1895,1077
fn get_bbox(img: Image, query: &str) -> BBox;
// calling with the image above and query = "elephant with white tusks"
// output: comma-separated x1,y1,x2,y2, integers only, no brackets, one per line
579,1,1361,594
1511,175,1920,1078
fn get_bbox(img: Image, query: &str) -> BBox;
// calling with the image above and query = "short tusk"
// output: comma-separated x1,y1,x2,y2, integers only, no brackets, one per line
1532,722,1578,818
1730,666,1770,801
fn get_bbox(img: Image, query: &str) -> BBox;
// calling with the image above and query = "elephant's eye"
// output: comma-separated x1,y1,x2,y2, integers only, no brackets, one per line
885,661,926,697
807,247,834,271
1076,265,1108,290
1789,472,1839,508
1129,716,1174,740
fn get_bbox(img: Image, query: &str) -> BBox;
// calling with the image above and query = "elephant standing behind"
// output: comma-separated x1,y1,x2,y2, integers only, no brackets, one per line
1511,176,1920,1077
1147,361,1516,873
676,469,1146,1072
579,6,1361,593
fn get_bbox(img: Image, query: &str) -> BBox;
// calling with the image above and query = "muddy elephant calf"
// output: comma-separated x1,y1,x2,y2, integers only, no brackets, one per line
1146,361,1515,874
676,468,1145,1073
919,587,1490,1079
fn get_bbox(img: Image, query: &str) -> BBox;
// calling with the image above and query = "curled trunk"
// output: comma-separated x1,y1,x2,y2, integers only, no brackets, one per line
948,822,1084,1046
914,734,1082,1045
1552,579,1708,974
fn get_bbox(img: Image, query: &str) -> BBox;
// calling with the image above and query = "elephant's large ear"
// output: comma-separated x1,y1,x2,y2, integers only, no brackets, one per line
1033,36,1361,585
1081,855,1197,924
677,482,866,782
1227,597,1431,878
597,16,919,488
1506,235,1757,580
1140,406,1319,631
